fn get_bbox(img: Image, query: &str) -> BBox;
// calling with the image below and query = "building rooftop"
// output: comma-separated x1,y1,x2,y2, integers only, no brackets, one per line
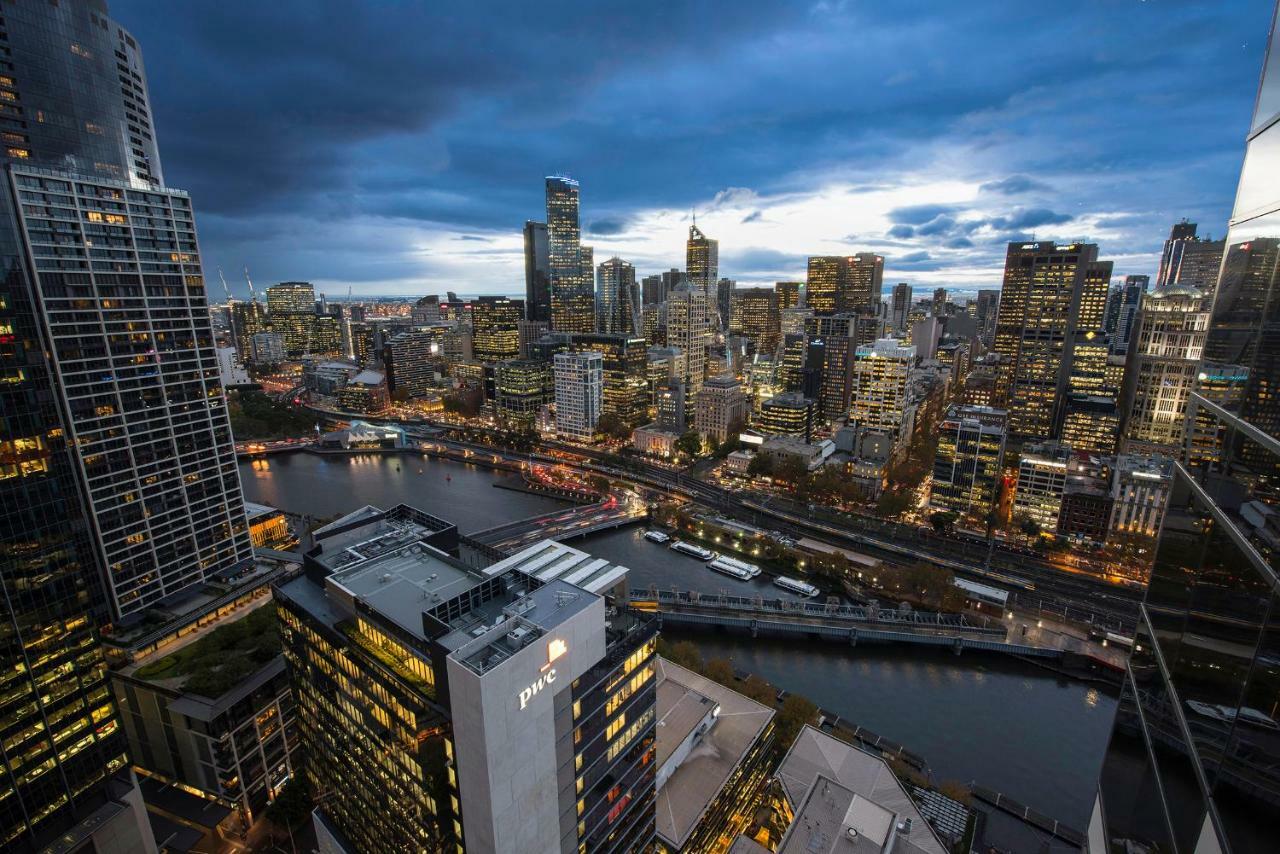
778,775,896,854
654,658,775,850
776,726,948,854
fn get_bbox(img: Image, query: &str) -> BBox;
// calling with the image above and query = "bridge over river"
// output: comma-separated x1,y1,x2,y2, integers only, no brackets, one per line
629,587,1121,663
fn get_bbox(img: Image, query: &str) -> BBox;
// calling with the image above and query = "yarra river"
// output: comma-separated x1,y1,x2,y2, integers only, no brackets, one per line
239,452,1117,827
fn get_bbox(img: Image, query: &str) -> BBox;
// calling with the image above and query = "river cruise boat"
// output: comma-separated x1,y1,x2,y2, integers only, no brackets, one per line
773,576,820,598
709,554,761,577
670,540,715,560
708,557,753,581
644,530,671,544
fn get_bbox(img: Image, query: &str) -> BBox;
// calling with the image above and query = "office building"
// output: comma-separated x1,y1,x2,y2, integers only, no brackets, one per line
1154,220,1225,297
266,282,317,358
776,280,802,310
1119,285,1209,456
383,329,447,399
779,306,813,337
555,350,604,441
111,605,297,829
0,2,265,849
992,241,1103,446
251,331,286,367
524,220,552,323
276,506,658,853
667,289,712,394
1107,454,1173,540
759,725,950,854
653,659,775,853
932,287,947,316
686,223,719,296
518,318,549,359
1079,260,1113,331
547,176,594,333
495,359,554,429
1013,442,1071,532
806,254,881,316
807,313,878,422
729,287,781,356
231,298,266,362
757,392,816,442
976,289,1000,348
1091,29,1280,841
641,303,666,346
1061,395,1122,456
890,282,913,332
656,378,687,433
694,375,750,444
642,268,685,305
337,369,390,414
1110,275,1148,356
568,333,649,426
716,278,734,331
598,257,640,335
471,296,523,363
929,405,1007,519
412,295,441,324
850,339,916,436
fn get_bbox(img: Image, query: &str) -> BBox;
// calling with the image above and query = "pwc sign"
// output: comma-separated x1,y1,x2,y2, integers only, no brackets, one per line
518,638,567,710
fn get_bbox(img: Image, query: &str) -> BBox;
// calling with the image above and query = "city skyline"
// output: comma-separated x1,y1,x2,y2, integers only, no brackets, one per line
114,0,1268,297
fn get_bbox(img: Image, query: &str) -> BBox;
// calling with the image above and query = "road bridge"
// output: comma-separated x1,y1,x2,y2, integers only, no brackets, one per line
630,587,1098,660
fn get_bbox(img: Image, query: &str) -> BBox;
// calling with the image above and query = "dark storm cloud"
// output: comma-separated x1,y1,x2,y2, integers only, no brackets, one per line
586,217,631,236
980,175,1051,195
110,0,1267,293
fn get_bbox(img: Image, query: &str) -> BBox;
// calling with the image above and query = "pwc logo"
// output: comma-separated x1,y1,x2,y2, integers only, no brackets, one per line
519,638,567,710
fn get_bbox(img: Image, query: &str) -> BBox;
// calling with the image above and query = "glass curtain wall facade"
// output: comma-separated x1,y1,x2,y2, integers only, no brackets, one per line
0,1,175,848
1091,9,1280,851
547,176,593,334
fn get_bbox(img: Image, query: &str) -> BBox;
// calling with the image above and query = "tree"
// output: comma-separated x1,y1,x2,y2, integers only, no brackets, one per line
657,638,703,672
1013,512,1040,538
266,777,313,830
774,694,818,749
876,489,913,518
587,474,610,495
929,511,957,533
774,456,808,486
740,674,776,706
595,413,632,440
675,429,703,459
702,658,736,685
746,453,773,477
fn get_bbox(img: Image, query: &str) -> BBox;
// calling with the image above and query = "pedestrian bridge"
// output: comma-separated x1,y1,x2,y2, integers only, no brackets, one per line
629,587,1063,659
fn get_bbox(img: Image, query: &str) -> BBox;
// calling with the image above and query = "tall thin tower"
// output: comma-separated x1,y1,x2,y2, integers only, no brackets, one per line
546,176,593,332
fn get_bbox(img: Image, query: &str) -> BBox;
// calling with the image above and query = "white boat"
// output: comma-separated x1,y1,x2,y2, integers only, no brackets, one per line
708,557,753,581
774,576,820,598
644,530,670,544
670,540,715,560
710,554,761,577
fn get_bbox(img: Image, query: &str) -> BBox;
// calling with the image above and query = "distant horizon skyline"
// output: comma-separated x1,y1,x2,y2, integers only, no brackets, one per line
114,0,1266,299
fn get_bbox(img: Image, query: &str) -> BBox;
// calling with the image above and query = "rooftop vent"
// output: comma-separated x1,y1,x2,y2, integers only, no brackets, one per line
897,818,912,835
380,573,393,584
506,625,534,648
846,827,859,841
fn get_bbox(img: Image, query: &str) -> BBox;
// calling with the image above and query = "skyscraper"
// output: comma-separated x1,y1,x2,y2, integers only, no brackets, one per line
992,241,1102,446
523,219,551,323
976,288,1000,348
805,254,883,315
850,339,917,437
276,508,657,853
597,257,639,335
1155,220,1226,297
1090,10,1280,849
266,281,318,358
775,280,802,310
546,176,594,333
686,222,718,295
471,296,524,362
1,2,248,848
554,350,604,441
932,287,947,316
1118,285,1208,456
1111,274,1149,356
729,287,781,356
891,282,913,332
666,289,712,394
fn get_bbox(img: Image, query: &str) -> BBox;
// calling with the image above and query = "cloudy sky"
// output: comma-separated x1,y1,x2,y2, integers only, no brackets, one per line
115,0,1271,300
